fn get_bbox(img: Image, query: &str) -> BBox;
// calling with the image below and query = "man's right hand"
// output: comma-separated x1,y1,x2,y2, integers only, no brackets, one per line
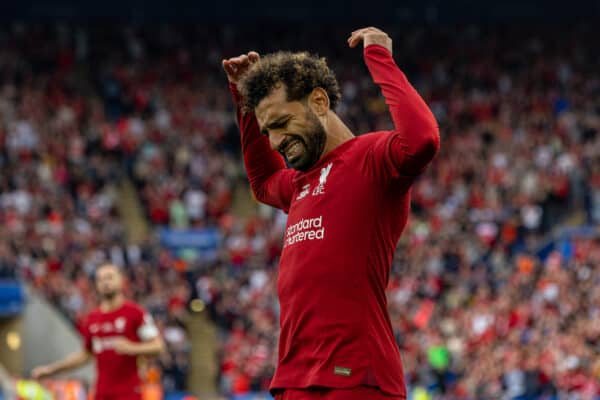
31,365,55,380
222,51,260,85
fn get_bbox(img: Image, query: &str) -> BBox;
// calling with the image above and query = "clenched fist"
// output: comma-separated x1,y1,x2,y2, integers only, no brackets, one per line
348,27,393,55
222,51,260,85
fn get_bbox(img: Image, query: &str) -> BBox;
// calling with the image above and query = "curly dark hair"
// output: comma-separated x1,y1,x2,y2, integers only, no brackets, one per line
238,51,341,112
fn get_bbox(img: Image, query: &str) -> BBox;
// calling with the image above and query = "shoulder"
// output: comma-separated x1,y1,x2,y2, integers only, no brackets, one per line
122,301,146,318
84,308,101,322
343,131,395,163
340,131,394,157
281,167,299,180
328,133,387,161
78,310,98,333
355,131,394,146
352,131,409,185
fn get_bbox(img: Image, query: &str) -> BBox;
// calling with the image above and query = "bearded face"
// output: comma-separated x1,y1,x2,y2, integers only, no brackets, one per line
256,85,329,171
273,108,327,171
95,265,123,301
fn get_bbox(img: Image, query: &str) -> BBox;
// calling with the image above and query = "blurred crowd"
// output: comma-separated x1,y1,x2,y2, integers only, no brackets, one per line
0,22,599,399
0,24,195,392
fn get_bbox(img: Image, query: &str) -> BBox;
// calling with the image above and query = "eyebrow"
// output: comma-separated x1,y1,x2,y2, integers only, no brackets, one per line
260,114,291,136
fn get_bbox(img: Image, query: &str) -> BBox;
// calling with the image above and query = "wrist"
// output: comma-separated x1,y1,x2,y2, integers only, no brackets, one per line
229,81,243,104
364,42,393,56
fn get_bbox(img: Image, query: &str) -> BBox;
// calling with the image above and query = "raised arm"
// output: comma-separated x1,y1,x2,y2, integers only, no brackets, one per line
223,53,295,212
349,27,440,178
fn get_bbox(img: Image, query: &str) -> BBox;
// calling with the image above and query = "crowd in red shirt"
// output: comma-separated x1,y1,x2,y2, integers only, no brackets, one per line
0,23,599,399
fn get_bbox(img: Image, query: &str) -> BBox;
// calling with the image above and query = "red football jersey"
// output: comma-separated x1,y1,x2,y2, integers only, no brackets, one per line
231,44,440,398
80,301,159,398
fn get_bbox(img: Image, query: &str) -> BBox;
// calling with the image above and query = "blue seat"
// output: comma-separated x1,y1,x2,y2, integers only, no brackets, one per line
0,280,25,316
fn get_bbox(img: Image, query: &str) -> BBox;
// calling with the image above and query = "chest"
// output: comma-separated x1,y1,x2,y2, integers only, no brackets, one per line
86,312,139,355
284,160,378,250
87,313,136,338
292,159,375,208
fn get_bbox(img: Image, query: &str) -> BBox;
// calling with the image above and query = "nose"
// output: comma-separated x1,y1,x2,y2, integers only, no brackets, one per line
269,133,286,151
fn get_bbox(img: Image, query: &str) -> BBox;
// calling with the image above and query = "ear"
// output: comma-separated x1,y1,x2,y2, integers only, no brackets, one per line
307,87,330,117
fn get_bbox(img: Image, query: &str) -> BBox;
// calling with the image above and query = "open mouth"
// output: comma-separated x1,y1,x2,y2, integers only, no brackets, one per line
281,139,303,162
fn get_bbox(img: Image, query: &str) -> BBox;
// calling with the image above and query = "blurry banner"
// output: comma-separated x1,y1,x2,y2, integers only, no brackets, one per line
159,228,222,261
0,281,25,316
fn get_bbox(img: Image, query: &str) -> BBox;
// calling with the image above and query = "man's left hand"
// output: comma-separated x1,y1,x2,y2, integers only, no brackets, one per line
348,27,392,55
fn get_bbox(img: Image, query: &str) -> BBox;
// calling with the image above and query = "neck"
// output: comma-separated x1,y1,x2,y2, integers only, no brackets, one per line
322,111,354,156
99,294,124,312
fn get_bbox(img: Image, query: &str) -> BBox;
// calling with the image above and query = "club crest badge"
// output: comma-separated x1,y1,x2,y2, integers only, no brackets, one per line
313,163,332,196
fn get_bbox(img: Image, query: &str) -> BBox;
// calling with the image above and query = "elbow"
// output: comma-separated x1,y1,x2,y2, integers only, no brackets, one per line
250,185,265,203
250,183,268,205
423,124,440,162
390,123,440,176
414,124,440,167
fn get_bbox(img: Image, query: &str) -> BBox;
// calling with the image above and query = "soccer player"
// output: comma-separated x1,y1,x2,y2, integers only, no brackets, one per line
222,27,440,400
32,263,165,400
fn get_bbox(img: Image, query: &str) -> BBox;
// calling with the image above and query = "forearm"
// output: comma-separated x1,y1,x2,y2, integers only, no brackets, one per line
230,83,286,186
364,45,440,174
240,120,286,202
229,83,293,209
47,351,91,375
126,338,165,356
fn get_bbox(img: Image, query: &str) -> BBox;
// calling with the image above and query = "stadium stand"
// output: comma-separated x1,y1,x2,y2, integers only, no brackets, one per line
0,22,599,399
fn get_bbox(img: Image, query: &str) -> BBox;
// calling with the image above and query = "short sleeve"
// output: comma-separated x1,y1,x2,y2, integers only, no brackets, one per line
136,311,160,341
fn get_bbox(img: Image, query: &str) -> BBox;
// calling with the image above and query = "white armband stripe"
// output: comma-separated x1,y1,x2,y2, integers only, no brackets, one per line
137,313,159,341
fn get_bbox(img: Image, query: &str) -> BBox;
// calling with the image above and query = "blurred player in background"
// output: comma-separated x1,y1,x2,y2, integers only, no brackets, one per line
32,263,165,400
222,27,440,400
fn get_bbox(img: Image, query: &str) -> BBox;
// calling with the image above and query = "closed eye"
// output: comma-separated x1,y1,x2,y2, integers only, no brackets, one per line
261,116,291,136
